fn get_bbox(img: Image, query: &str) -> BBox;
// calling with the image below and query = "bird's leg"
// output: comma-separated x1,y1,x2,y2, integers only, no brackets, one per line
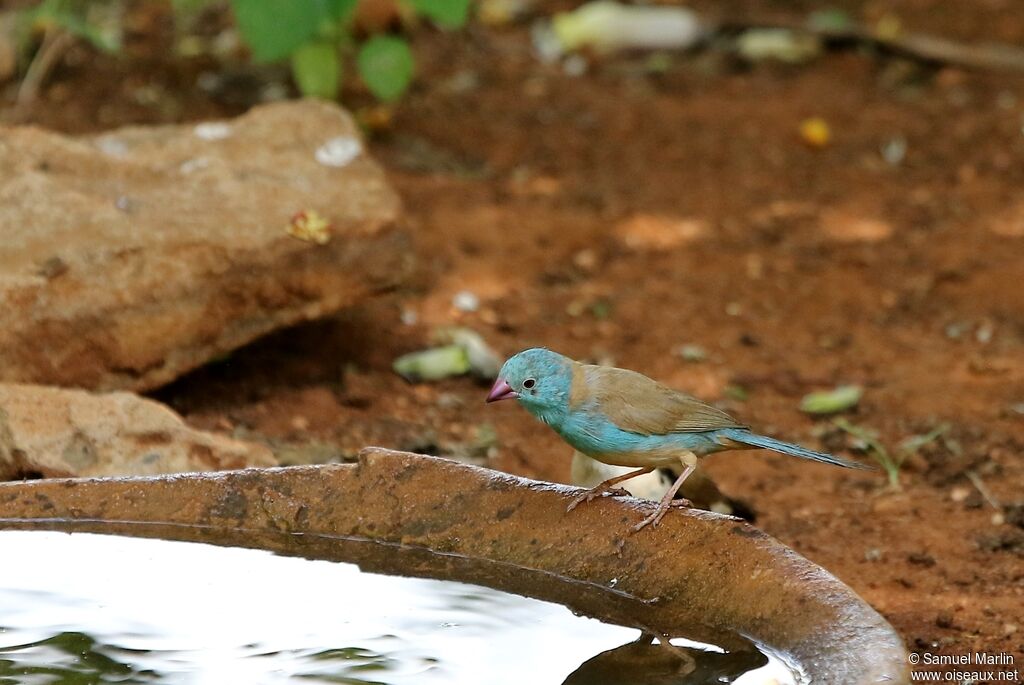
632,453,698,533
628,632,697,675
566,466,655,512
653,636,697,675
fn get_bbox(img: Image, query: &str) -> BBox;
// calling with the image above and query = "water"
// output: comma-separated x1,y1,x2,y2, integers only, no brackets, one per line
0,531,797,684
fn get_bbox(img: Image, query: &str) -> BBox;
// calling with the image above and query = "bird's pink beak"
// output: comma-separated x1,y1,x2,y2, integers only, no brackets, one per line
486,378,518,403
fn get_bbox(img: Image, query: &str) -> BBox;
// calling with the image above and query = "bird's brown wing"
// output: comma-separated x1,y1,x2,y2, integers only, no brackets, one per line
581,365,746,435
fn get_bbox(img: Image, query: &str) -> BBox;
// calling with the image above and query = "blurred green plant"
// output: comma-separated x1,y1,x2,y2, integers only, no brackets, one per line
833,418,948,489
13,0,470,105
799,385,862,415
229,0,471,101
20,0,122,53
14,0,123,104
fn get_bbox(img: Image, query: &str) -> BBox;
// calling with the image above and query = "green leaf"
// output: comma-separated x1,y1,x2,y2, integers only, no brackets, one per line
807,9,854,33
897,423,949,456
324,0,358,20
291,40,340,99
357,35,414,102
171,0,215,15
408,0,471,28
231,0,324,62
26,0,122,53
56,13,121,52
800,385,862,415
393,346,470,382
724,384,749,402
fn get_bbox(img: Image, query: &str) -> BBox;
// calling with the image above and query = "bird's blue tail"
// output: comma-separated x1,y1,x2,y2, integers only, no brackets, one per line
720,429,873,470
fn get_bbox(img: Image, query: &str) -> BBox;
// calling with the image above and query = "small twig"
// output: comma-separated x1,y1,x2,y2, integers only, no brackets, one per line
877,30,1024,72
966,471,1002,510
718,17,1024,73
17,24,75,106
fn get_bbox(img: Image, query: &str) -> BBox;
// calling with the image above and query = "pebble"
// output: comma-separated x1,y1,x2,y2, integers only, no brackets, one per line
315,136,363,167
179,157,210,174
193,122,233,141
674,344,707,362
452,290,480,313
799,117,831,148
988,201,1024,237
975,321,994,344
436,393,464,410
881,136,907,165
95,136,129,158
944,321,970,339
563,54,588,77
615,213,707,251
572,249,598,273
820,208,893,243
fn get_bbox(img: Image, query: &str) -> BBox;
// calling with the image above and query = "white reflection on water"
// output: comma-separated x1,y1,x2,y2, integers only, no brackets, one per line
0,531,793,684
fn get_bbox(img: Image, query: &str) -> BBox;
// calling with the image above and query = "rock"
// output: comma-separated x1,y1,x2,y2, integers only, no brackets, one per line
615,213,707,251
820,208,893,243
0,450,912,683
0,101,409,391
989,201,1024,237
0,383,275,480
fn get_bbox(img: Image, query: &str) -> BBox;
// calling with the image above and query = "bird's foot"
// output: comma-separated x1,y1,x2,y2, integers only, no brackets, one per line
566,486,630,512
623,632,696,675
631,507,669,533
654,638,697,675
631,498,694,533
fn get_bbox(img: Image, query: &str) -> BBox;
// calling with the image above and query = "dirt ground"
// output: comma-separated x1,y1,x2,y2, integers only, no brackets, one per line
5,0,1023,678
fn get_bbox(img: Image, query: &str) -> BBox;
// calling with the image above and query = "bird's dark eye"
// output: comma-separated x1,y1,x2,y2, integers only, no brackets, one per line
523,378,536,389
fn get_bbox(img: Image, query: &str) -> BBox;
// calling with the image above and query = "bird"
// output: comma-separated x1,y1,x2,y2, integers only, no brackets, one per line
570,451,756,521
486,348,871,532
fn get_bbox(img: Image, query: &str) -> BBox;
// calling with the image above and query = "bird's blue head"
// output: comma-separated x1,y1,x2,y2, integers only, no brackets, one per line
486,348,574,423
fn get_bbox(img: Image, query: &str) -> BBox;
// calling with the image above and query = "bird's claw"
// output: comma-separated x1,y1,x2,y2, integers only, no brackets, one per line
654,639,697,675
566,486,630,512
630,498,695,533
631,508,666,533
632,499,689,533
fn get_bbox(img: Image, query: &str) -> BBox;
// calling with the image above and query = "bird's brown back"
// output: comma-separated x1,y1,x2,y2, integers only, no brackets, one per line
572,364,747,436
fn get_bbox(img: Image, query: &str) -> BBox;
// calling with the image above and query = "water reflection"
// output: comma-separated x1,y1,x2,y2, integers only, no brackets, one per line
0,532,796,684
564,633,772,684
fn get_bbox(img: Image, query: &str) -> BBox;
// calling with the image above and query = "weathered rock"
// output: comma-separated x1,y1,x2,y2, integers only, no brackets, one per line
0,101,409,391
820,207,893,243
0,383,275,479
0,450,911,683
614,213,707,251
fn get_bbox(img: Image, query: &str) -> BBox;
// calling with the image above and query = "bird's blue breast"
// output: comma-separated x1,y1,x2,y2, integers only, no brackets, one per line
554,408,730,467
